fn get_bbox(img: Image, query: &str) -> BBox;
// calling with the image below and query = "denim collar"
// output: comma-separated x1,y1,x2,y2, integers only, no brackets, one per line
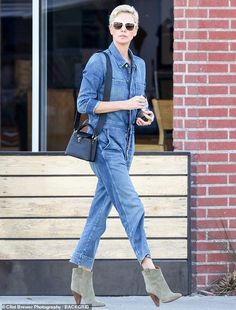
108,41,137,69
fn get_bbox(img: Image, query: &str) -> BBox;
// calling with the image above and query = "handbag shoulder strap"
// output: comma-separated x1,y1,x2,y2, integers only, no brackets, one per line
73,51,112,133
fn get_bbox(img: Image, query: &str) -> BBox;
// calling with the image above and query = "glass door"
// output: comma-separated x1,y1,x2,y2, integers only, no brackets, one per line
0,0,32,151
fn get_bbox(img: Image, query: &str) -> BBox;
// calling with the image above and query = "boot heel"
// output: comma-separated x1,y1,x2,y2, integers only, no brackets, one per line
150,293,160,307
72,290,81,304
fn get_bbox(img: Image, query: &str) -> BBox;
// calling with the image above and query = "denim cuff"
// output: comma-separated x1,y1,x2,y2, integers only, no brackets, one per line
86,98,100,115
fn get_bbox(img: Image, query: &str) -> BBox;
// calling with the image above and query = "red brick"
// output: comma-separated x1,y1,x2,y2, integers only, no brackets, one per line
192,219,227,229
191,207,206,217
208,120,236,128
174,20,187,29
208,230,236,239
230,43,236,51
174,108,186,117
195,242,228,251
191,164,207,174
208,274,225,284
173,74,183,83
229,220,236,228
209,164,236,173
188,86,228,95
185,31,208,39
230,130,236,138
195,254,206,262
231,65,236,72
194,175,227,185
175,9,185,18
191,186,206,196
209,10,236,18
174,52,183,61
173,64,186,72
189,0,229,6
174,97,184,105
231,0,236,5
232,20,236,28
196,264,228,274
208,253,231,263
229,175,236,184
174,31,184,40
174,0,187,6
185,75,207,83
230,154,236,161
196,275,206,285
230,86,236,94
192,153,228,162
185,97,207,105
230,109,236,117
185,119,207,128
209,186,236,195
173,119,184,128
173,130,186,139
188,131,227,140
208,142,236,150
185,52,207,61
192,231,206,241
173,141,183,150
209,75,236,84
184,141,207,150
185,9,208,18
197,197,227,207
208,208,236,218
229,198,236,206
188,109,228,118
209,97,235,105
188,64,228,73
188,20,229,29
174,86,186,95
188,42,228,51
209,53,236,62
174,41,187,50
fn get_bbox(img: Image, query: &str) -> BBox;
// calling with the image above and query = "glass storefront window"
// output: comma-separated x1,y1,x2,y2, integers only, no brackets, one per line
0,0,32,151
41,0,173,151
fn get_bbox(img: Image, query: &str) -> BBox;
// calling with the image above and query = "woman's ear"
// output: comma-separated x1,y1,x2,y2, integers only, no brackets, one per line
109,25,113,36
133,26,138,38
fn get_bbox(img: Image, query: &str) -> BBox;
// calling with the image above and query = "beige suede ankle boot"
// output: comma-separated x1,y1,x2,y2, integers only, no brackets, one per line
71,267,105,307
142,265,182,307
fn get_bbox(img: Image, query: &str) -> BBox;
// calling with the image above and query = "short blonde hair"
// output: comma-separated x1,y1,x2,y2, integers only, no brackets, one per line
109,5,139,25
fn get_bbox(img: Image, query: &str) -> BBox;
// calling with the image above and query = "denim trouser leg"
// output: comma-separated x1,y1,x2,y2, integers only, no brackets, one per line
69,179,113,268
69,145,151,269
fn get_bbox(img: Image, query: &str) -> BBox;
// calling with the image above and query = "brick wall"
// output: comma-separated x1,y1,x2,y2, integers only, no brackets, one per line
173,0,236,292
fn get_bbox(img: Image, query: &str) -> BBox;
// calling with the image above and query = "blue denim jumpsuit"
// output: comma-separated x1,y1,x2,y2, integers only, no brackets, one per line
69,42,151,269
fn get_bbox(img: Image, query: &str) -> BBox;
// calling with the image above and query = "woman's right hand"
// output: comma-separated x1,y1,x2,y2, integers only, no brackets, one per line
124,96,148,110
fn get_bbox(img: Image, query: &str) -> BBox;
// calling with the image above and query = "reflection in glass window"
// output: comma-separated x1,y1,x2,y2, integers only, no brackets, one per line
0,0,32,151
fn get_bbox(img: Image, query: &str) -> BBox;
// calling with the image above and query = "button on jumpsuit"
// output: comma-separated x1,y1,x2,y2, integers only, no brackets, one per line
69,42,151,269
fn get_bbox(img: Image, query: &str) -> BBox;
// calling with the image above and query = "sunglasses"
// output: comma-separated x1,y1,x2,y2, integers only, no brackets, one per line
112,22,136,31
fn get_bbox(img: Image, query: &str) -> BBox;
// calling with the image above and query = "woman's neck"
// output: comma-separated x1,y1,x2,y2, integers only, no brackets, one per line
113,41,130,64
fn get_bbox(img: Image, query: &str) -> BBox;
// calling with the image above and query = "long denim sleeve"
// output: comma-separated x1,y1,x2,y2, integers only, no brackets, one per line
77,53,105,115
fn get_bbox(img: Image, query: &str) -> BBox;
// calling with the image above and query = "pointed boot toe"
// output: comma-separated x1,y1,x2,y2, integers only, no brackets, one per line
142,266,182,307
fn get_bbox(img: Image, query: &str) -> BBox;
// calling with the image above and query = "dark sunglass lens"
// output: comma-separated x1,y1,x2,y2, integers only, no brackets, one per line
125,23,135,31
113,22,123,29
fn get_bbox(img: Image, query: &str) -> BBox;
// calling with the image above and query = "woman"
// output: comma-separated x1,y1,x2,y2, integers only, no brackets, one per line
69,4,182,307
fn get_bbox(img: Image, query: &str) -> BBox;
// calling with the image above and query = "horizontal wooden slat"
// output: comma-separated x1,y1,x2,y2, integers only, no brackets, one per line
0,176,188,196
0,218,187,238
0,197,188,217
0,239,187,259
0,155,188,175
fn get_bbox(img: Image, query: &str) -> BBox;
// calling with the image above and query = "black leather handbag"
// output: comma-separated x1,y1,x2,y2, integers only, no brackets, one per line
65,52,112,161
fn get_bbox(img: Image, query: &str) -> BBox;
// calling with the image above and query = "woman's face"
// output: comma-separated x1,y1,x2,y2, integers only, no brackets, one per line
109,12,138,46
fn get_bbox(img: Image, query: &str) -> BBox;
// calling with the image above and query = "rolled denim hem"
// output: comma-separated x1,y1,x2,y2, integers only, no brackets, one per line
139,253,152,265
69,253,94,269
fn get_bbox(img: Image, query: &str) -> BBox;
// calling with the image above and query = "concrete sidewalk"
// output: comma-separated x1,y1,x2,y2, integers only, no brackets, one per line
0,295,236,310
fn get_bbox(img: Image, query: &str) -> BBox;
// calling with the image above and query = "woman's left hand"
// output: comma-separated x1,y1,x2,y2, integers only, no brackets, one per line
136,110,155,126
